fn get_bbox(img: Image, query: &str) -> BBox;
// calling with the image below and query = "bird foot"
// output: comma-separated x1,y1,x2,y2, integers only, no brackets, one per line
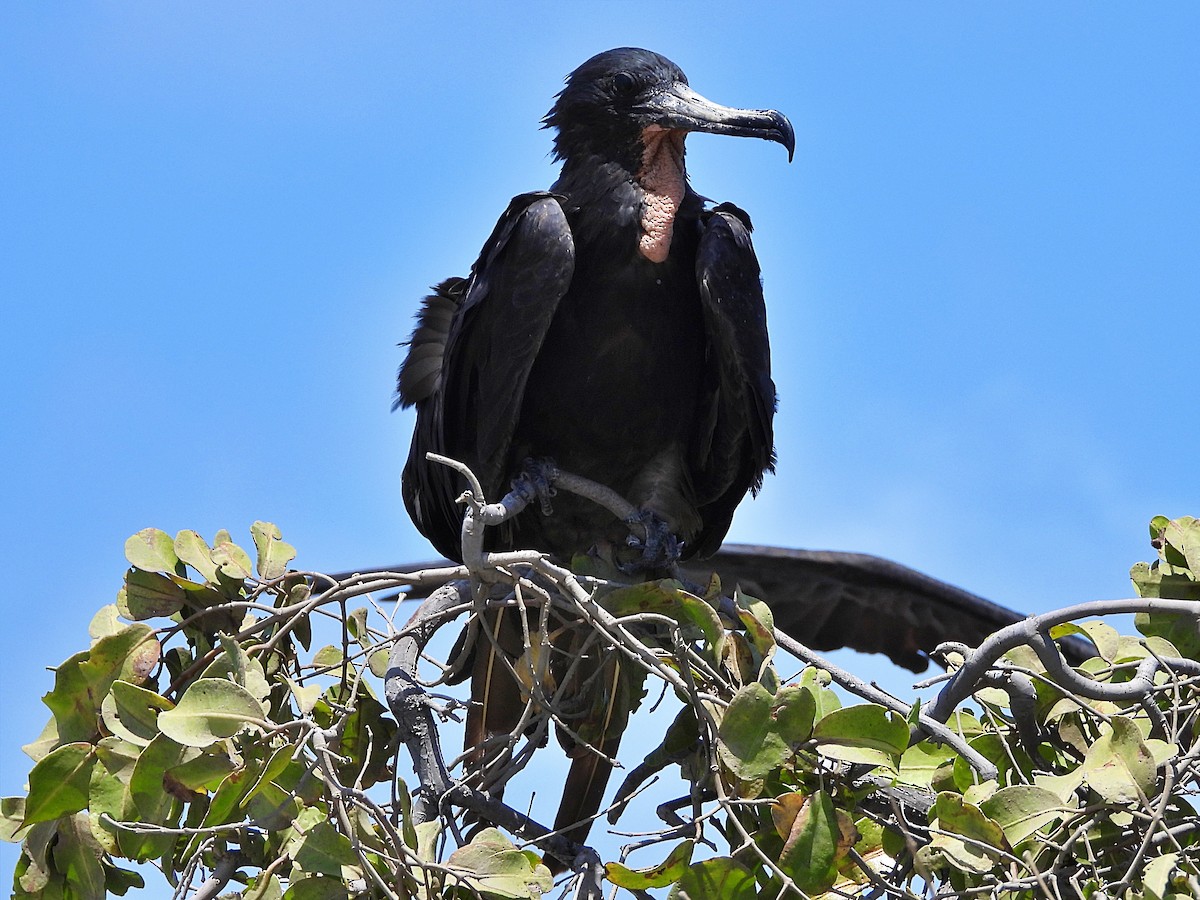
511,458,559,517
621,509,681,575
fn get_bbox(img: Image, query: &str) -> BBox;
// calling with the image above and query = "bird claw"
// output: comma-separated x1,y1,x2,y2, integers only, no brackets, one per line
621,509,681,574
511,458,559,517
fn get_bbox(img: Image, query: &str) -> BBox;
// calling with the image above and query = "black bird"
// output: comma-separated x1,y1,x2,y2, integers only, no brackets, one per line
395,48,793,863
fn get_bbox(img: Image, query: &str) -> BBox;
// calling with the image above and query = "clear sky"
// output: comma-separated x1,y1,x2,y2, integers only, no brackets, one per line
3,3,1198,880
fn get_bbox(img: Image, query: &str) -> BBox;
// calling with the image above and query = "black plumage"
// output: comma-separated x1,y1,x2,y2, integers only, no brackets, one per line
397,48,792,566
394,47,793,866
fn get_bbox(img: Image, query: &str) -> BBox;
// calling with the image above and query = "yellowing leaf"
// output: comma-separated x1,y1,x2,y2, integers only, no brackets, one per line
813,704,908,769
124,527,179,573
444,828,553,899
1081,715,1156,802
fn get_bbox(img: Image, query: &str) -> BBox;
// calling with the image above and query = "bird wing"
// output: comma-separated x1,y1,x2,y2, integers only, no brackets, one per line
685,545,1094,672
689,203,778,557
400,192,575,560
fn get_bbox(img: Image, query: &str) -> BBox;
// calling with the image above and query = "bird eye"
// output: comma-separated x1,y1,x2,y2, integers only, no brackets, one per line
612,72,638,96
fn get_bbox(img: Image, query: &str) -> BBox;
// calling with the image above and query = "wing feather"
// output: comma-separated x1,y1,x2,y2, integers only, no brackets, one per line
690,203,777,557
400,192,575,560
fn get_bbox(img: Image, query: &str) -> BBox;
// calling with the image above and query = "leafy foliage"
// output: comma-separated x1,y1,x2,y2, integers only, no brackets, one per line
4,516,1200,898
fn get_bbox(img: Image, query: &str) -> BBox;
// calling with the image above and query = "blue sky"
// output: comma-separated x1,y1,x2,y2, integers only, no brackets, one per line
3,3,1198,880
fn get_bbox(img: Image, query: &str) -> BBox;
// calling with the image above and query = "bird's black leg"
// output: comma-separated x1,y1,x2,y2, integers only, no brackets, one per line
510,458,559,517
622,508,681,574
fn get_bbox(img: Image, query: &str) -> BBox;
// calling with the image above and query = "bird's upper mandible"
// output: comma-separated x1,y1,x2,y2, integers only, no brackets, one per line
544,47,794,170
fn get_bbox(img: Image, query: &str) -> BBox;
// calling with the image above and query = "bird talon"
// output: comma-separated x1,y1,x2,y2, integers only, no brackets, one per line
513,458,560,517
620,509,680,574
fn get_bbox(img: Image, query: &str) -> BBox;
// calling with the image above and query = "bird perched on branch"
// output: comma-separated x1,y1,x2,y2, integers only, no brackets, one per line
395,47,793,865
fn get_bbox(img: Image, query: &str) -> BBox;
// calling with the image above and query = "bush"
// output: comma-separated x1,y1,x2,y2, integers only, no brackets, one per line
5,516,1200,898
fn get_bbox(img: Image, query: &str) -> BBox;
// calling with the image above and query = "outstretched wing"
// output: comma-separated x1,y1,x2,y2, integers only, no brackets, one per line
398,192,575,561
689,203,777,558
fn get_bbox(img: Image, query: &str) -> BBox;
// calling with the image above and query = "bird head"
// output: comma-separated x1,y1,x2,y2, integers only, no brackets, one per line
544,48,795,173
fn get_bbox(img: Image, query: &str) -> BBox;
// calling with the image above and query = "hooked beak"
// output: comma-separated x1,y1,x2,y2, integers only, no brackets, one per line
637,82,795,162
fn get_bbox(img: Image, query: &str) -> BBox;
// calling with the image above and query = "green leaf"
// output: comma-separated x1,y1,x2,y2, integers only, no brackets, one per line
286,678,323,715
94,736,142,780
54,813,107,900
722,632,760,689
120,568,186,620
1082,715,1157,802
415,820,441,863
286,821,361,879
813,704,908,769
82,624,160,692
1050,621,1119,661
157,678,264,747
282,875,349,900
200,761,259,831
14,820,57,894
41,651,95,746
1162,516,1200,573
22,742,96,826
328,691,400,789
0,797,28,843
242,780,301,832
347,607,369,644
979,785,1063,846
798,667,841,718
174,530,220,583
1131,561,1200,600
42,627,160,747
202,637,271,713
395,777,419,851
734,589,776,678
605,840,694,889
127,732,191,823
104,863,146,896
953,732,1034,791
312,645,344,669
1144,852,1181,900
444,827,554,898
604,580,725,659
922,792,1006,875
22,717,60,763
898,741,956,788
243,744,296,804
244,872,284,900
1131,518,1200,600
124,528,179,573
717,682,790,781
211,536,254,581
101,680,174,747
672,858,758,900
166,750,237,794
368,648,391,678
734,589,774,644
1135,607,1200,658
251,521,297,581
87,764,128,853
88,605,124,642
773,686,816,745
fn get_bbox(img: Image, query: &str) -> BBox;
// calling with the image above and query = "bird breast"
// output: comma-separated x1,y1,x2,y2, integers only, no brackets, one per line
636,126,686,264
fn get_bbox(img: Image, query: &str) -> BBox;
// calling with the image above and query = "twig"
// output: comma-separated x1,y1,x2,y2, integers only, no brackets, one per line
772,627,999,781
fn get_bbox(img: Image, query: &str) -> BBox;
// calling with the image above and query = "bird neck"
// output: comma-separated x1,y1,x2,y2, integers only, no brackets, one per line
552,139,694,263
635,127,687,263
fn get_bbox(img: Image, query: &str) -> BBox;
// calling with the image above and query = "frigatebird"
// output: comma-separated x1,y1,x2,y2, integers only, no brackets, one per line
395,47,793,866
